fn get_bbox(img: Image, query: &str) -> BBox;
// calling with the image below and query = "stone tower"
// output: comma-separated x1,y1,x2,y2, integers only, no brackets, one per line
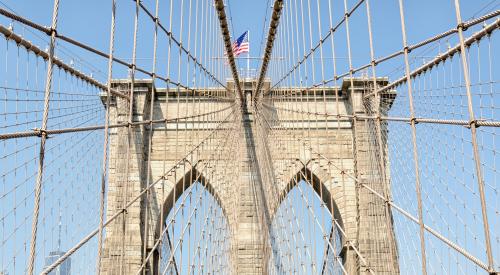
100,77,399,274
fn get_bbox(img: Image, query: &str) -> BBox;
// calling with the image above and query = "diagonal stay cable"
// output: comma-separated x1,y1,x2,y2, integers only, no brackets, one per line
0,104,236,140
0,24,128,99
40,108,236,274
264,109,492,272
268,9,499,94
133,0,227,89
0,6,226,95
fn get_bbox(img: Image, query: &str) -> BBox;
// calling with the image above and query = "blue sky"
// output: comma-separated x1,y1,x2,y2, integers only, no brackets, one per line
0,0,490,82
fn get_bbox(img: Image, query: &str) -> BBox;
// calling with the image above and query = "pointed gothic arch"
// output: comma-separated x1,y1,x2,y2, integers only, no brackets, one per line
151,166,230,274
269,161,348,274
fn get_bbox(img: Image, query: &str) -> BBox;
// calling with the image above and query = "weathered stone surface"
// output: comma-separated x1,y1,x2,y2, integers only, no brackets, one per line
101,78,399,274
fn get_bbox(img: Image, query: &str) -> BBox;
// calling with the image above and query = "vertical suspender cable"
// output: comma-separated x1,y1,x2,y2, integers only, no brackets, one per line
365,0,399,272
26,1,60,274
120,0,140,273
97,0,117,273
397,0,427,273
452,0,495,272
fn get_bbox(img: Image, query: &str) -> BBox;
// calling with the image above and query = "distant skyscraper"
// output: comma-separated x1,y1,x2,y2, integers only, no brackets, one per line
44,200,71,275
44,251,71,275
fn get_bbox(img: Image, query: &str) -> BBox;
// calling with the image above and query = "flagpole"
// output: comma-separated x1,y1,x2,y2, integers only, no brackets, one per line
247,30,250,79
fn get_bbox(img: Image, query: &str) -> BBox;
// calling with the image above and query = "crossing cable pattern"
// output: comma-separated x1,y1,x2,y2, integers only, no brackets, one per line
0,0,239,274
255,0,500,274
0,0,499,274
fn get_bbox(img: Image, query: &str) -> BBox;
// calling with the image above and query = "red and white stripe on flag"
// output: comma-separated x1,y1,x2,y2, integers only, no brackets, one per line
233,42,249,56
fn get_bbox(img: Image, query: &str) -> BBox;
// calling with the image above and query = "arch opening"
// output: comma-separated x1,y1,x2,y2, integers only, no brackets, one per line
269,167,346,274
152,167,231,275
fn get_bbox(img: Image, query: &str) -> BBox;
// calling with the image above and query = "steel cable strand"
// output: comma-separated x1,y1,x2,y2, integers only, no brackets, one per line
142,105,240,272
40,109,236,274
26,0,59,273
151,124,238,274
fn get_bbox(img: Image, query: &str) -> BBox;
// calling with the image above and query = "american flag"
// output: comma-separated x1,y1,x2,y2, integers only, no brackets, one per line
231,31,249,56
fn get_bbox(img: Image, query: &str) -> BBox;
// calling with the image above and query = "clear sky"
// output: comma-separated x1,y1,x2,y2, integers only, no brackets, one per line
0,0,492,81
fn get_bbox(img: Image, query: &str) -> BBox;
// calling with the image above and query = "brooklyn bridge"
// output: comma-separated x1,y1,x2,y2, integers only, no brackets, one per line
0,0,499,274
